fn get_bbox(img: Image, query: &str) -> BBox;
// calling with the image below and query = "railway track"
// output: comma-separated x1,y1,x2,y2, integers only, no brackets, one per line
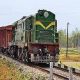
0,53,80,80
54,66,80,77
30,64,69,80
28,62,80,80
43,67,80,80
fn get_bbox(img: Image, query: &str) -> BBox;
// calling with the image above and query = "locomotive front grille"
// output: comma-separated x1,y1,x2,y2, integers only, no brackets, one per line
31,55,58,63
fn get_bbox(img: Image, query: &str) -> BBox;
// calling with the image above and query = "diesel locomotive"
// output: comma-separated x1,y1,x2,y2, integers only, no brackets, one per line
0,10,59,63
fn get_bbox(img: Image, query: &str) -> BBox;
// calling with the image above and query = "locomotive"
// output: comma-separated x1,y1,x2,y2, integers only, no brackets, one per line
0,10,59,63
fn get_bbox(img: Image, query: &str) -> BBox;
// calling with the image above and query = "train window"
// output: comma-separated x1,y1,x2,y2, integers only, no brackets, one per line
21,24,23,29
38,10,43,17
23,22,24,29
26,23,32,30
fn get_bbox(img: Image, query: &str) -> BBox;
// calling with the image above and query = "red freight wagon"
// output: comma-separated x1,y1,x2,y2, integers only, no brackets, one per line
0,25,13,48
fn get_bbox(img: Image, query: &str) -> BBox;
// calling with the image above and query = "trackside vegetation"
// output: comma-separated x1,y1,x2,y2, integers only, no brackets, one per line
0,57,47,80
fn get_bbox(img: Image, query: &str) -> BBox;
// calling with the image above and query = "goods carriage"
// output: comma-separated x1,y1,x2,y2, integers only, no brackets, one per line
13,10,59,63
0,25,13,53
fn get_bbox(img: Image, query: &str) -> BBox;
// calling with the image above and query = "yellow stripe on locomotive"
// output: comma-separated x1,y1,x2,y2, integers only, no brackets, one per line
35,21,55,30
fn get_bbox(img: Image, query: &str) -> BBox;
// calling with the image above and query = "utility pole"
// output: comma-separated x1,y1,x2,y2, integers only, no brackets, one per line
66,22,69,57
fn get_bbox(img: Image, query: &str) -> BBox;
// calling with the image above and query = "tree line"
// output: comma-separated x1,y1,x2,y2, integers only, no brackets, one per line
58,28,80,48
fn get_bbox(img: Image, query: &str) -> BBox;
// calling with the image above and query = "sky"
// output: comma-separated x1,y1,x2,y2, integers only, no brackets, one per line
0,0,80,34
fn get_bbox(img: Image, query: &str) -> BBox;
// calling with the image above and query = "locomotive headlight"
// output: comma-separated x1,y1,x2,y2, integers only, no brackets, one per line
44,12,49,18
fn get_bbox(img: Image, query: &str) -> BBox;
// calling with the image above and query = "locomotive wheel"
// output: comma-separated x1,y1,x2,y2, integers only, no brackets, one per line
11,53,14,58
21,54,27,63
21,52,31,63
27,53,31,63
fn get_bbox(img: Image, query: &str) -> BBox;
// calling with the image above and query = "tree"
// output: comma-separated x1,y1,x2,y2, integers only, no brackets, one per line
58,30,67,48
71,28,80,48
58,28,80,48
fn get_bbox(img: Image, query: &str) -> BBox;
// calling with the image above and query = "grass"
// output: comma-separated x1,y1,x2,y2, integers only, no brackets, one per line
0,57,47,80
59,48,80,69
59,54,80,62
60,48,80,55
0,58,26,80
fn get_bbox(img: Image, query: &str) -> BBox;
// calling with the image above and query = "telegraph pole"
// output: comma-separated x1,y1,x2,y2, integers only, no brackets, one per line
66,22,69,57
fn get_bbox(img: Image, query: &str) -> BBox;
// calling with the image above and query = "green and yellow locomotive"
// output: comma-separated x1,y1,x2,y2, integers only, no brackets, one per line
13,10,59,63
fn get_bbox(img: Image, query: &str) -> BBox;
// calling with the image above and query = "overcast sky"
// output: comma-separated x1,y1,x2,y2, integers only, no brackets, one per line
0,0,80,33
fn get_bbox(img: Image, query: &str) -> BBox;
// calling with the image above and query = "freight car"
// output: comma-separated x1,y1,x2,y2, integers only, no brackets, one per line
0,25,13,53
11,10,59,63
